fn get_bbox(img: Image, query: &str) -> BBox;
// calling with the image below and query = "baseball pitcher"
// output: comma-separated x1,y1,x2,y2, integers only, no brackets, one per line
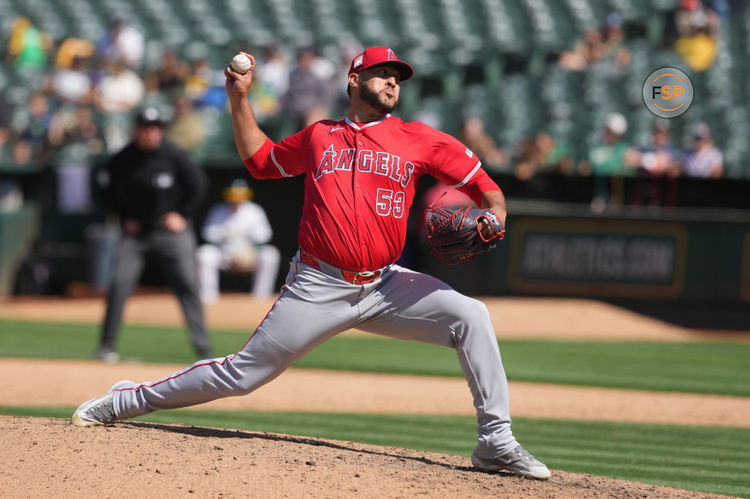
72,46,550,480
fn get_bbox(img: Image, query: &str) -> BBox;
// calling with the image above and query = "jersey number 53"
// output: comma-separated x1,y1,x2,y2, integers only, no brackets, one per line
375,188,406,218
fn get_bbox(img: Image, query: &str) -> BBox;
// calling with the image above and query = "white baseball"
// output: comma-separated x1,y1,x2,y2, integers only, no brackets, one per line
230,53,252,74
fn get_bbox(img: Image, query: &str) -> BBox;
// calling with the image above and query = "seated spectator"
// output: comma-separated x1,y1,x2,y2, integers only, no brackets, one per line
94,59,146,152
184,57,212,101
675,9,719,72
281,46,335,128
250,44,291,120
633,121,681,206
536,132,574,173
255,44,290,99
49,106,103,214
11,92,52,165
150,49,190,99
94,59,145,114
196,180,281,303
637,122,681,177
165,96,206,155
96,17,145,70
185,58,228,110
457,116,509,172
7,17,52,72
602,13,631,68
47,105,105,157
46,55,93,105
682,122,723,178
514,132,572,181
514,137,539,181
579,113,639,208
558,28,607,71
55,37,94,69
142,68,171,111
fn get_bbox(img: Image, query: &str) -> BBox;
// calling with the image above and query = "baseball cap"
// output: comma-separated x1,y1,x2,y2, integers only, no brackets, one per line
652,119,670,132
223,179,253,203
135,106,164,127
348,47,413,82
604,112,627,135
694,122,712,139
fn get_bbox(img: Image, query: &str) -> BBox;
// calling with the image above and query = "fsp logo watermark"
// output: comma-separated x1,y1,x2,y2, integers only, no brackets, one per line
642,67,693,118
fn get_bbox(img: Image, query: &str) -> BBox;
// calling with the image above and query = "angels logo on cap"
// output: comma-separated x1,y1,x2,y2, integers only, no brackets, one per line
348,47,414,81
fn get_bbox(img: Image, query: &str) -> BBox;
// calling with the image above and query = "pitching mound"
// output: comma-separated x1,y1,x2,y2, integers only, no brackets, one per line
3,416,722,498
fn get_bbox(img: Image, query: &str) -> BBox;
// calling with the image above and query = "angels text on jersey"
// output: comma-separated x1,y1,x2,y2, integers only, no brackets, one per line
314,144,415,189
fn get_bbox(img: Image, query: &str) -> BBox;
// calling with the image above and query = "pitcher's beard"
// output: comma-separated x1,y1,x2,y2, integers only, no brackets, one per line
359,86,397,114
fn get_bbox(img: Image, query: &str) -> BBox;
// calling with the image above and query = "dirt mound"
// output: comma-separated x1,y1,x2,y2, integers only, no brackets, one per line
2,416,724,498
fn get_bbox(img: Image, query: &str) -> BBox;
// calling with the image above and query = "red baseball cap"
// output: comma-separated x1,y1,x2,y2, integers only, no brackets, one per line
348,46,414,82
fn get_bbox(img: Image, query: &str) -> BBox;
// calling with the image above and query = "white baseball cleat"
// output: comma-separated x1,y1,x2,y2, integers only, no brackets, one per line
93,348,121,364
471,444,551,480
71,380,134,427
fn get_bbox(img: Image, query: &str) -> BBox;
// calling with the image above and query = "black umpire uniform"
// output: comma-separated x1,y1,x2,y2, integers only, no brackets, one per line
96,107,212,361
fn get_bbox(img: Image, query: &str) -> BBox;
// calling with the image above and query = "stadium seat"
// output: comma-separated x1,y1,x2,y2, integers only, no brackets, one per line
3,0,750,177
608,0,653,23
561,0,598,32
478,0,531,53
433,1,482,64
200,107,237,161
520,0,572,52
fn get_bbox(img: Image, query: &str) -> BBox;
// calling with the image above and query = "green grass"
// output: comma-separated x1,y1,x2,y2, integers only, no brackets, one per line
1,319,750,395
0,320,251,364
3,407,749,498
295,336,750,396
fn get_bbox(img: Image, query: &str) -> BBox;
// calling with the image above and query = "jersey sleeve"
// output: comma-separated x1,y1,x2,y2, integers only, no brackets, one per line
244,128,309,179
425,128,502,206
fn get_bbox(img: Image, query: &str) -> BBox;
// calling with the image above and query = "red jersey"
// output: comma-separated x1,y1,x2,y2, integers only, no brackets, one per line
245,114,500,271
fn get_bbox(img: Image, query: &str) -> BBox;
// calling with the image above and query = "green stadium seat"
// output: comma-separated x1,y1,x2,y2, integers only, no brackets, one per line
651,0,678,11
200,107,237,161
3,0,750,178
478,0,531,53
521,0,571,52
561,0,598,32
608,0,654,23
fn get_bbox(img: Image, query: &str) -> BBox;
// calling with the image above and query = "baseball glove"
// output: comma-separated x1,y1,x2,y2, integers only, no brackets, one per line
424,205,505,265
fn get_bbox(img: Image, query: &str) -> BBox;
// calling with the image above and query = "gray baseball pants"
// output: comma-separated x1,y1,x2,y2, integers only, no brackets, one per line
100,228,212,358
114,250,517,456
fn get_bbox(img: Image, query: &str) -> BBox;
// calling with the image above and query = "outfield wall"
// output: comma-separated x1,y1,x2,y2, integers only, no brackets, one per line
422,200,750,304
4,169,750,305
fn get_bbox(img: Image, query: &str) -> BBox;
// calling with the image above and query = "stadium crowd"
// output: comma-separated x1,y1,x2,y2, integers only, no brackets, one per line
0,0,737,215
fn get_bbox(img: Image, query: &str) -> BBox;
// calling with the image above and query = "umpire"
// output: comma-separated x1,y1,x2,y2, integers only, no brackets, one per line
95,106,212,362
